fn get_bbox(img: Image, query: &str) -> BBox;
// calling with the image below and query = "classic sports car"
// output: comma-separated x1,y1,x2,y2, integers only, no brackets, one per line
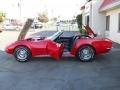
6,25,112,62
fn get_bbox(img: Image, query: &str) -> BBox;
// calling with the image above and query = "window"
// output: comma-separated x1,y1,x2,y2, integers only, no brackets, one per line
85,15,89,26
87,16,89,26
118,13,120,32
106,15,110,31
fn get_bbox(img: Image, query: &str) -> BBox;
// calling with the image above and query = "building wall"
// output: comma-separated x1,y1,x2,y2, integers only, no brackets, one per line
82,0,106,37
91,0,106,37
81,0,120,44
81,2,90,26
106,8,120,44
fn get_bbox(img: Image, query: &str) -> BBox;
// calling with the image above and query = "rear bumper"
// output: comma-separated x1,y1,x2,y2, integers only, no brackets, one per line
106,47,112,50
102,39,112,53
105,47,112,52
97,46,112,55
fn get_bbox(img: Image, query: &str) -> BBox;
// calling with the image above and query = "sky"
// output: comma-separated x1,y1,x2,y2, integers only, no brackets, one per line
0,0,86,19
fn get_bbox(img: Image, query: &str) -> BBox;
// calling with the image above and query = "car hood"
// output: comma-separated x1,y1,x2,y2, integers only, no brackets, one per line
17,19,33,41
83,25,97,37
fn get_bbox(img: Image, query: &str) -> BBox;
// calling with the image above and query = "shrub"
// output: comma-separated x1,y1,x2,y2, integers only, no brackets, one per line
79,28,88,34
76,14,82,29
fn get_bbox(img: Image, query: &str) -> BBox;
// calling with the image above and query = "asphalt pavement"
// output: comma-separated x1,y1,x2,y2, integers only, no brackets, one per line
0,31,120,90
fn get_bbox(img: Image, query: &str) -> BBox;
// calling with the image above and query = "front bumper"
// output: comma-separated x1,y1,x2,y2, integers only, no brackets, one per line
5,45,14,54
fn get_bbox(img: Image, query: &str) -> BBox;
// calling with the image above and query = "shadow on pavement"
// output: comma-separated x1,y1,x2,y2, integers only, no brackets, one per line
32,56,78,62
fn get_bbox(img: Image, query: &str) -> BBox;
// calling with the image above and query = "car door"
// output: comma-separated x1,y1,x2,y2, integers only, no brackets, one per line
47,40,64,60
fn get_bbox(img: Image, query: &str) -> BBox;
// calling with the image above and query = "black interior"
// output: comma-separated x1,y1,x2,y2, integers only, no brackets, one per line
55,35,78,52
55,35,91,52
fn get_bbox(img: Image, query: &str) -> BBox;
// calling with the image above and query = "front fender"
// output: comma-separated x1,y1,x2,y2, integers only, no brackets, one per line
6,40,32,55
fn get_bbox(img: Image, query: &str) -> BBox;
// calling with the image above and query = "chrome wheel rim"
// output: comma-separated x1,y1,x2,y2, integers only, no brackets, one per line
16,48,27,60
79,47,94,61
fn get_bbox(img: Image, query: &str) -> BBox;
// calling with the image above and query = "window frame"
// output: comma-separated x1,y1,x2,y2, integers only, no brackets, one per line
118,13,120,32
85,15,89,26
106,15,110,31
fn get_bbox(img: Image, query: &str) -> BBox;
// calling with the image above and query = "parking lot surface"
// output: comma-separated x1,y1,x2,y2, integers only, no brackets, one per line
0,31,120,90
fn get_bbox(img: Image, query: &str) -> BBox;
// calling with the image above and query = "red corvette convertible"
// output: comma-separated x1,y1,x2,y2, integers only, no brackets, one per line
6,26,112,62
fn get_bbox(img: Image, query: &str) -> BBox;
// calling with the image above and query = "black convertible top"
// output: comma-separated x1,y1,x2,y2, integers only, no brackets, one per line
31,31,79,37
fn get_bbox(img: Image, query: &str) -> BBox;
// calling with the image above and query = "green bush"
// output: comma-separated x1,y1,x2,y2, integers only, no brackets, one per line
79,28,88,34
76,14,82,29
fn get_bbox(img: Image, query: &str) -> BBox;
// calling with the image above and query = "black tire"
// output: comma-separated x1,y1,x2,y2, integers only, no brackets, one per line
14,46,31,62
76,46,95,62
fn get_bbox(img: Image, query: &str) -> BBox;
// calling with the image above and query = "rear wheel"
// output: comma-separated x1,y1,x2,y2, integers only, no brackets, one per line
76,46,95,62
14,46,31,62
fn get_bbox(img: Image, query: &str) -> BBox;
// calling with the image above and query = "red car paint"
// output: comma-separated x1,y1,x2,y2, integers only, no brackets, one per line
47,41,64,59
83,25,97,37
6,26,112,60
71,37,112,55
6,37,65,59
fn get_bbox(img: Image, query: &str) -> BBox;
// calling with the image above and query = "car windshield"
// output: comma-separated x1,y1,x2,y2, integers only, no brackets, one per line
45,30,63,40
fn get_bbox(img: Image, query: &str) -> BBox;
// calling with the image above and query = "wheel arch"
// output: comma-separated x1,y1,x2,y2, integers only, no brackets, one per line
75,44,96,56
13,45,32,56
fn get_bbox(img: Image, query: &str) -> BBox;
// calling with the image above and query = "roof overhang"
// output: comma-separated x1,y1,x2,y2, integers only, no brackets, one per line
100,0,120,12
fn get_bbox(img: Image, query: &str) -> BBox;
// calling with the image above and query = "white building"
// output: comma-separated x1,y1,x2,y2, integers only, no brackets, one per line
81,0,120,44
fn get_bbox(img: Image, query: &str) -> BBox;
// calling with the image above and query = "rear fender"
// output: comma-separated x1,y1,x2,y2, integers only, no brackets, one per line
70,39,96,56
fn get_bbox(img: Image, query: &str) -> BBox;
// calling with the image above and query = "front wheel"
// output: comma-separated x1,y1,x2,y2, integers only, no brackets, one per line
14,46,31,62
76,46,95,62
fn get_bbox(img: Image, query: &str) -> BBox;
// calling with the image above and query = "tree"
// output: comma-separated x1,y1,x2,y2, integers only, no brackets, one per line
0,11,6,32
76,14,82,29
38,11,49,23
76,14,88,34
51,17,57,22
0,11,6,23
